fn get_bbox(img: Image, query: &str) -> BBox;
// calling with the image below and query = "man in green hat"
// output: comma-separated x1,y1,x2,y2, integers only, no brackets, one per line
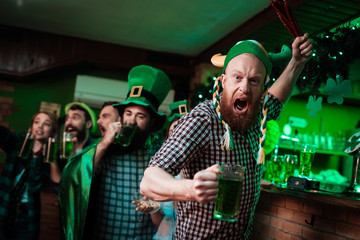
64,102,97,153
141,34,313,239
59,65,172,240
52,102,98,184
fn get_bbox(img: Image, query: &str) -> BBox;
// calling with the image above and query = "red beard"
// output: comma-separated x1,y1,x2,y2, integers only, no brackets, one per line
219,91,261,133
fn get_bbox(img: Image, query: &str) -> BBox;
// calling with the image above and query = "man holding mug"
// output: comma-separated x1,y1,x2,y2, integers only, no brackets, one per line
59,65,172,240
141,34,313,239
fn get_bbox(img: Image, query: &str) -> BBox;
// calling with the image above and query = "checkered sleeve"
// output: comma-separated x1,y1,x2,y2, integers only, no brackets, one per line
266,93,283,121
149,109,212,176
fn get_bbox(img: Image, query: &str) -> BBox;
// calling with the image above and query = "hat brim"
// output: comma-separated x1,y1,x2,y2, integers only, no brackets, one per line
113,100,166,131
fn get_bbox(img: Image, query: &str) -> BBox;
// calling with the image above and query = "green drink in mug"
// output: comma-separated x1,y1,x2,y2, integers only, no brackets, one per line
45,137,57,163
214,163,245,222
60,132,73,159
281,154,298,185
299,144,316,177
270,155,284,184
114,123,137,147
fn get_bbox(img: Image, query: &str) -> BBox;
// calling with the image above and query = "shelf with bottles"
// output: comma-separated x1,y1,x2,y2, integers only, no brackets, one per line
278,134,348,157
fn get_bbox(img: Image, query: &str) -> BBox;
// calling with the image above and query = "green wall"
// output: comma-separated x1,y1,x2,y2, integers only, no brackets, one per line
275,95,359,178
277,96,359,137
2,73,76,132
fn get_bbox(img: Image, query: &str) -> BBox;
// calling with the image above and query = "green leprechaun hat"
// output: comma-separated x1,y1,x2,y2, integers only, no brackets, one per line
168,100,189,123
65,102,97,134
113,65,172,131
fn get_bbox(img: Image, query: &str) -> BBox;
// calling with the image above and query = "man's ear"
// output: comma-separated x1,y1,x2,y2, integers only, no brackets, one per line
220,74,226,88
86,120,92,130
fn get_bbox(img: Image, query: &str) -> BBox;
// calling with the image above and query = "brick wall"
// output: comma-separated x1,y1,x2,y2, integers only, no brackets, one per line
253,190,360,240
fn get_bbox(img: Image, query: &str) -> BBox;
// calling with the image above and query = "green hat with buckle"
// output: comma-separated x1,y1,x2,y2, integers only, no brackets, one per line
65,102,97,134
113,65,172,131
168,100,189,123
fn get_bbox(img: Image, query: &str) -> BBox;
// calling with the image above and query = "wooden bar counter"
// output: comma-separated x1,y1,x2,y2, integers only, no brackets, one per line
252,184,360,240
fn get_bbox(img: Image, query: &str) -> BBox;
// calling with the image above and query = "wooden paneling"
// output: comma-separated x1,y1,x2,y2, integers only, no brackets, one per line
0,28,193,80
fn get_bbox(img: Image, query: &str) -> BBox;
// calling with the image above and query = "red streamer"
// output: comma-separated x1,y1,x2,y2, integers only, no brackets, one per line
270,0,302,39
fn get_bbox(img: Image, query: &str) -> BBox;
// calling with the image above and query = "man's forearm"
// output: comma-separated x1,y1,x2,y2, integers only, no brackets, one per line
140,166,195,202
269,57,305,104
93,140,109,172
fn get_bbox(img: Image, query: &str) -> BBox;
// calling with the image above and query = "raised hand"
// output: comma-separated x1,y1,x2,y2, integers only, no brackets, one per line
292,33,313,64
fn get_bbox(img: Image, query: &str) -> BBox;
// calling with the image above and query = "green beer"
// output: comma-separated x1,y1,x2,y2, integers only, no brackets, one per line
299,151,315,177
114,124,136,147
60,132,73,159
63,141,73,158
214,175,243,222
269,156,284,184
281,155,298,185
45,138,57,162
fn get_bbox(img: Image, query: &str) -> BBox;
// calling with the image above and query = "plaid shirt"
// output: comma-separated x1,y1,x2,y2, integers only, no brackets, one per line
88,139,163,240
0,126,50,235
149,94,282,240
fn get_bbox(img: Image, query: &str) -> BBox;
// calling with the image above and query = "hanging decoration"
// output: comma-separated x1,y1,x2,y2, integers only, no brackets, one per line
306,95,322,118
295,24,360,93
270,0,302,39
322,77,352,105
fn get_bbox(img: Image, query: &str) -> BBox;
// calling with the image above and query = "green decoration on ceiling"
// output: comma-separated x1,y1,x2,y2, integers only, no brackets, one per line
270,22,360,93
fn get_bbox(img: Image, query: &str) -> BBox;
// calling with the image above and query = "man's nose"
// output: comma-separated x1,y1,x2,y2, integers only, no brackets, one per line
127,116,136,125
239,80,249,94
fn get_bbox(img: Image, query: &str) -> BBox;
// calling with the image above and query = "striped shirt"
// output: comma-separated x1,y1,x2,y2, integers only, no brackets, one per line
149,94,282,239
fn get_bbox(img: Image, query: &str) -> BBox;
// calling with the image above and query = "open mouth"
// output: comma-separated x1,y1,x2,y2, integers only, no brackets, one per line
66,127,77,134
234,98,248,114
99,126,106,133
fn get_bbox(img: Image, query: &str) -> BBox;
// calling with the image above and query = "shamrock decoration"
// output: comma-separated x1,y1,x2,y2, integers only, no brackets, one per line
344,132,360,155
322,78,351,105
306,95,322,118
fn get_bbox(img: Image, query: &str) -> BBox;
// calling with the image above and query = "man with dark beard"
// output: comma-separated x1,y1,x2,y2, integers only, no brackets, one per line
140,34,313,239
59,65,172,240
55,102,97,176
64,102,97,153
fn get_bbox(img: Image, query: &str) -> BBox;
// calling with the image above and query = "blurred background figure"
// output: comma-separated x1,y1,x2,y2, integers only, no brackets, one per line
0,111,58,240
152,100,189,240
97,101,121,138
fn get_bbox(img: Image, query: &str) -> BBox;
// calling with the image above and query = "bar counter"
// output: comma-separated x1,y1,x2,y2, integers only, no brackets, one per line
252,183,360,240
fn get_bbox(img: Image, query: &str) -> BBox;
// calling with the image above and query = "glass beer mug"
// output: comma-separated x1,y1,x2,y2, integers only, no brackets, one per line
59,132,73,159
17,129,34,159
45,137,57,163
114,123,137,147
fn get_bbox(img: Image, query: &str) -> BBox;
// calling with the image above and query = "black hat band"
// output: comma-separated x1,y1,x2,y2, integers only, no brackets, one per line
170,104,188,116
127,86,160,109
